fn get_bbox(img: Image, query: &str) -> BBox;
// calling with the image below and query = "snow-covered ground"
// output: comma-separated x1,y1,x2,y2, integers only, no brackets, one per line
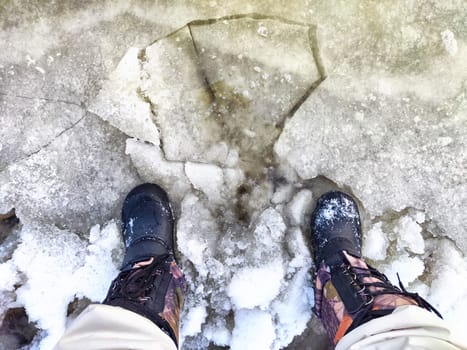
1,2,466,350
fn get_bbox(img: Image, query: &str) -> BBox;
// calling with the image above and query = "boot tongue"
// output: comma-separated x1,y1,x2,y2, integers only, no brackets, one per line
319,236,361,266
326,251,346,267
330,261,368,314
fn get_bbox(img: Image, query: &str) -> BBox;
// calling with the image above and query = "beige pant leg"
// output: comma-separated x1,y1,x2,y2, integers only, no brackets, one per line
53,304,177,350
336,305,467,350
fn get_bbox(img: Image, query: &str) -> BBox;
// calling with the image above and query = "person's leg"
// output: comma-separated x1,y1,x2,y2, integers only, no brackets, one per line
311,192,466,350
55,183,187,350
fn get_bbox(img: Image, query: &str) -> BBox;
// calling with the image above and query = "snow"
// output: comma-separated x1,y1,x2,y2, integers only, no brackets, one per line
203,323,231,346
380,254,425,285
271,183,294,204
2,222,121,349
227,262,284,310
176,193,218,279
124,139,193,204
0,261,18,293
1,3,466,350
362,222,389,261
230,309,275,350
427,239,467,335
286,189,313,226
314,195,358,226
182,305,207,337
395,215,425,255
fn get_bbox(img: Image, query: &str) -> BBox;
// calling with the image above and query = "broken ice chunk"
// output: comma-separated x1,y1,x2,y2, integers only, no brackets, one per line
286,189,313,226
395,215,425,255
142,27,221,163
176,194,219,278
125,139,191,203
271,183,294,204
185,162,224,203
253,208,287,243
362,222,389,261
89,47,160,145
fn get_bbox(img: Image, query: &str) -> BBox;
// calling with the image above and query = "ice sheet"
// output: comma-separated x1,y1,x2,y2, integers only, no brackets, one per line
1,3,466,350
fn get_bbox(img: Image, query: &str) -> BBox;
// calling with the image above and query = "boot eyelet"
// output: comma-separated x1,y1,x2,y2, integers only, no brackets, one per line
364,295,374,306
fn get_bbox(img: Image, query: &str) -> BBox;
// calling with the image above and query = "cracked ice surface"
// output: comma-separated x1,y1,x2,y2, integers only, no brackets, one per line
104,17,321,349
1,2,467,350
275,67,467,253
0,115,140,233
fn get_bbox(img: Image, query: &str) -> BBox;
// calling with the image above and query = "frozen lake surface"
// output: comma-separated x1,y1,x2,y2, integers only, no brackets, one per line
0,2,466,349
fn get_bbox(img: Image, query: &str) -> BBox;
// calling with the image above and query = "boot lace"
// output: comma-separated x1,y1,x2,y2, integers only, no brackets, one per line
104,254,169,304
341,263,442,331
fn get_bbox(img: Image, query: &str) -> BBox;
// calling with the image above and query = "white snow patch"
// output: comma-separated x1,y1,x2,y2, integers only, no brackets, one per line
381,254,425,284
287,228,313,271
230,309,275,350
227,261,284,310
223,168,245,196
204,324,231,346
363,222,389,261
315,196,357,225
271,268,313,348
271,183,294,204
427,240,467,334
257,24,269,37
182,305,208,337
35,66,45,74
0,260,19,292
8,222,121,350
72,223,122,301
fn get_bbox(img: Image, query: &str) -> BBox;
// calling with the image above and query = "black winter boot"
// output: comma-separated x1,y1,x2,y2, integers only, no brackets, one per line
311,191,441,345
103,183,187,347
